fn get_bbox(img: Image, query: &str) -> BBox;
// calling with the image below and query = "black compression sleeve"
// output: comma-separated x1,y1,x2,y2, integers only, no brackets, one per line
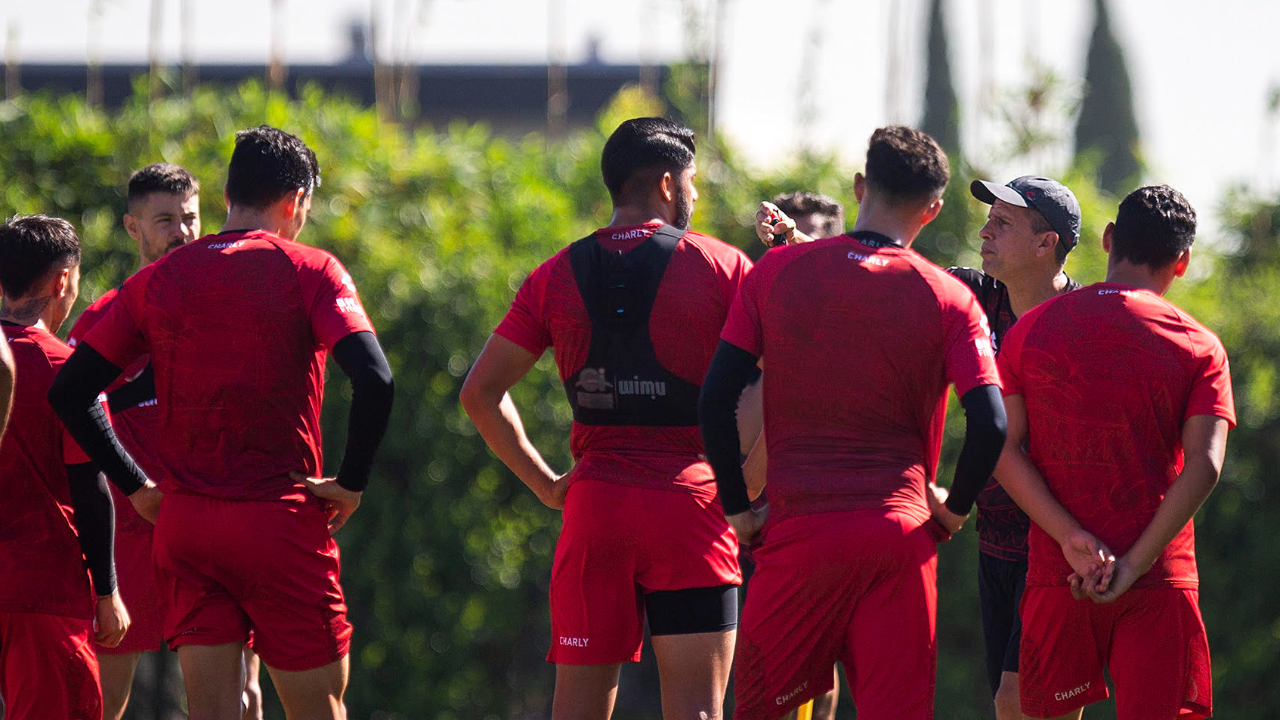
331,332,395,492
944,384,1008,516
65,462,117,596
106,364,155,414
48,345,148,495
698,340,762,516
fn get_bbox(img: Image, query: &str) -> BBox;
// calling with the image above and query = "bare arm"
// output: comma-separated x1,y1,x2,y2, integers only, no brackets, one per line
460,333,566,509
754,202,815,247
0,338,12,440
994,394,1114,589
1090,414,1229,602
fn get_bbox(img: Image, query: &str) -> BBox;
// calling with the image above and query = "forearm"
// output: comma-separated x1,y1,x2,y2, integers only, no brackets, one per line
331,332,395,492
48,346,148,495
943,384,1007,515
742,430,768,502
1125,457,1219,572
698,341,762,516
467,391,560,500
65,463,117,596
993,445,1085,545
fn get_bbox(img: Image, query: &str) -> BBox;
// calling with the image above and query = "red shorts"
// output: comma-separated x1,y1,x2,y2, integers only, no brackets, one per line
154,492,352,671
95,528,164,655
548,479,741,665
734,509,938,720
0,612,101,720
1019,586,1211,720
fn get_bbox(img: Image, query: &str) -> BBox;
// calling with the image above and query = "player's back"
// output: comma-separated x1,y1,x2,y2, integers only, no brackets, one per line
740,235,993,523
495,222,751,497
0,326,92,617
105,229,359,502
1001,283,1233,587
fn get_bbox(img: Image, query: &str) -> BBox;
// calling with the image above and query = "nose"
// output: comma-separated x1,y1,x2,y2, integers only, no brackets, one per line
978,221,994,243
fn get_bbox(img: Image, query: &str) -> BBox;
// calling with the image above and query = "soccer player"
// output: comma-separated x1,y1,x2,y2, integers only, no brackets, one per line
0,214,140,719
49,126,395,720
461,117,751,719
994,185,1232,720
66,163,264,720
743,191,846,720
699,126,1007,719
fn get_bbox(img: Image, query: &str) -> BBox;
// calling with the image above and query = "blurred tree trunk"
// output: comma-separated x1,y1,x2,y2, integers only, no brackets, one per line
920,0,960,155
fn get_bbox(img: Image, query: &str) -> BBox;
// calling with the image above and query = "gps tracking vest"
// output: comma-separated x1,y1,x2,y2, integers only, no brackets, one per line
565,225,701,427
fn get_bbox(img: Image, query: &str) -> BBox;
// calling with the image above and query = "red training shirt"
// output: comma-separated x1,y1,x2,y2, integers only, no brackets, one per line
997,282,1235,589
0,324,95,618
719,235,1001,525
494,222,752,498
68,288,160,535
80,230,375,504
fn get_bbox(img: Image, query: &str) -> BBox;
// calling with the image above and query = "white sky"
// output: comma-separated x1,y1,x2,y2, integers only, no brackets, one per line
5,0,1280,232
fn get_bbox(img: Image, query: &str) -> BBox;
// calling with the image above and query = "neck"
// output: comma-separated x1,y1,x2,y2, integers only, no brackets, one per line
1006,269,1070,318
0,297,52,330
849,199,917,248
608,201,668,228
222,207,288,238
1105,259,1175,296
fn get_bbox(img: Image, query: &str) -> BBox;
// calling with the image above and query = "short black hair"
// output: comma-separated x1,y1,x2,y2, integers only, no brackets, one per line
600,118,696,199
0,215,81,299
864,126,950,205
1110,185,1197,269
127,163,199,212
772,191,845,238
225,126,321,209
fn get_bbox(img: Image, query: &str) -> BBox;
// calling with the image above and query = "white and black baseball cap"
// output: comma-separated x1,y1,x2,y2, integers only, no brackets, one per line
971,176,1082,251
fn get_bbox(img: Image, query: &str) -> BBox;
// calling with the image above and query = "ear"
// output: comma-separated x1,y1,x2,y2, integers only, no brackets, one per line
51,266,71,299
1037,231,1060,258
280,188,306,219
123,213,142,242
1173,247,1192,277
853,173,866,203
920,196,944,225
659,171,676,203
224,186,232,211
1102,222,1114,253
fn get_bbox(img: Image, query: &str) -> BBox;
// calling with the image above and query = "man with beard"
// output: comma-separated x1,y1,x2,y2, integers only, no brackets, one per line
67,163,265,720
462,117,751,719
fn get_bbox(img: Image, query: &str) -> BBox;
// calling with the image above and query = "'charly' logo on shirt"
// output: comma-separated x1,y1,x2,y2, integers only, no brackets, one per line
847,251,889,267
610,229,649,241
776,681,810,705
1054,681,1091,702
1098,288,1140,298
207,240,245,250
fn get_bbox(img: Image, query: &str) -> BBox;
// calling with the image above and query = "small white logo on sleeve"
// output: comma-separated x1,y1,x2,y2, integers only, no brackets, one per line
336,297,366,316
1054,681,1091,702
559,636,590,648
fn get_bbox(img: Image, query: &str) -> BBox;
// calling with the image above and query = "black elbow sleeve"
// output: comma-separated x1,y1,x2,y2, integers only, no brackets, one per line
945,384,1008,516
50,346,148,496
332,332,395,492
698,341,761,516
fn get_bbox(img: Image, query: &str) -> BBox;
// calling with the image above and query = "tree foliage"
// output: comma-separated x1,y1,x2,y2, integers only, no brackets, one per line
0,81,1275,719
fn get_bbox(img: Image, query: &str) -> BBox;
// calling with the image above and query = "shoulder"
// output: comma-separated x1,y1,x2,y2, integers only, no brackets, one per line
679,230,751,268
1163,301,1228,360
269,236,344,272
67,287,120,344
911,255,981,307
